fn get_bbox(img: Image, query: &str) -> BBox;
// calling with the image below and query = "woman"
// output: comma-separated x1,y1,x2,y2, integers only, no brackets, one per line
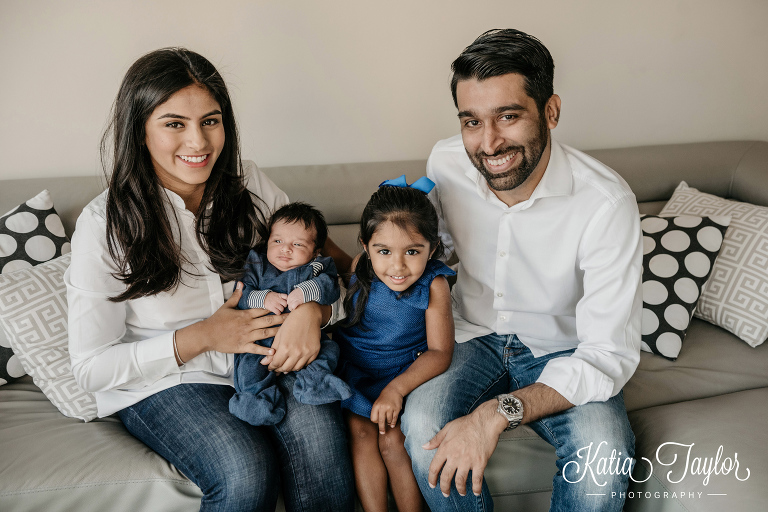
65,48,354,511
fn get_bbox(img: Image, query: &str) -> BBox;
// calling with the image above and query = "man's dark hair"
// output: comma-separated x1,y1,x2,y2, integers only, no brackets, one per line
450,29,555,114
257,202,328,252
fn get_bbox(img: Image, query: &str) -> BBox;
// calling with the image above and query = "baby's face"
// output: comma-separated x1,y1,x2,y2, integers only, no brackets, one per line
266,219,318,272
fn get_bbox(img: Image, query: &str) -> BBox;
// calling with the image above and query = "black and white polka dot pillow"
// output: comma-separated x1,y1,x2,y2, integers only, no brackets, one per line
641,214,730,360
0,189,71,385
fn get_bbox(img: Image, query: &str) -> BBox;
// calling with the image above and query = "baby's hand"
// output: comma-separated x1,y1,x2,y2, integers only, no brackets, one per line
263,292,288,315
370,387,404,434
286,288,306,311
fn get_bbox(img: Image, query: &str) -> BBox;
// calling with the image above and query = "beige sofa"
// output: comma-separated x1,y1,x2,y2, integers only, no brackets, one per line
1,140,767,511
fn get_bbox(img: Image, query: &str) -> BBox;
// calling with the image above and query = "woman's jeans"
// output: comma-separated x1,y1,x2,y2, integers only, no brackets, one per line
400,333,635,512
117,373,355,512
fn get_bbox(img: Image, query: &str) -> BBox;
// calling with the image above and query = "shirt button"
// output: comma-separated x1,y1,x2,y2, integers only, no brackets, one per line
499,251,506,257
497,292,503,297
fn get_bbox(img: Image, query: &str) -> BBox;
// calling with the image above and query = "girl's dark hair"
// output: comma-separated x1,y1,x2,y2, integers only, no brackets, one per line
343,186,443,327
255,202,328,253
450,28,555,115
101,47,266,302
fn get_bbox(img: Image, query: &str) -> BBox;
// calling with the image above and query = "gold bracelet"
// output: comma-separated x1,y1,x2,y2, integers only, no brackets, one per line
173,330,186,366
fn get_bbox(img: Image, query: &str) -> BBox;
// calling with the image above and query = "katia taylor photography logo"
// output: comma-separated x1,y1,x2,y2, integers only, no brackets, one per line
563,441,751,488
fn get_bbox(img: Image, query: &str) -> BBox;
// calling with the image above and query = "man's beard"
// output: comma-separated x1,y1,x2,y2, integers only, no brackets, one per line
467,115,549,192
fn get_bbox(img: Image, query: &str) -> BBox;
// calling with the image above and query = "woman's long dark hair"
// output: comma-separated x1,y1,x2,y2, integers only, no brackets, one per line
101,48,266,302
343,186,443,327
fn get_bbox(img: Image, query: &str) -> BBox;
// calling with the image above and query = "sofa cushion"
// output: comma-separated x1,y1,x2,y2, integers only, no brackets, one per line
0,376,202,512
626,388,767,512
0,254,97,421
660,182,768,348
640,215,729,360
624,318,768,412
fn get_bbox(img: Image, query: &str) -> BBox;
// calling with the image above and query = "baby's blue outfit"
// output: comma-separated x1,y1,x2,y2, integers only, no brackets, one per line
334,259,455,418
229,250,352,426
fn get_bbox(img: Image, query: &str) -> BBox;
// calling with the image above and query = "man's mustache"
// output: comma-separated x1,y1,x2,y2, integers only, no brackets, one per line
476,146,525,159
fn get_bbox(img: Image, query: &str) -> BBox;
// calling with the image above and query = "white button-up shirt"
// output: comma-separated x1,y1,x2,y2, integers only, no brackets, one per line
427,136,642,405
65,162,289,417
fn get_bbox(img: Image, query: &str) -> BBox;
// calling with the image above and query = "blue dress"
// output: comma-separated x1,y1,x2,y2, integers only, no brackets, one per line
334,259,455,417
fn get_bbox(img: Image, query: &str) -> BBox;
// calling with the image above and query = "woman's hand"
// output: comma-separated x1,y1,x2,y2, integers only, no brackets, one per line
370,386,404,434
261,301,324,373
175,282,287,363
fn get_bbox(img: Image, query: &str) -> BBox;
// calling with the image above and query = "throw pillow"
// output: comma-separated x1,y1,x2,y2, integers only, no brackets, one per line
0,253,98,421
640,215,730,360
660,182,768,348
0,189,71,386
1,323,26,385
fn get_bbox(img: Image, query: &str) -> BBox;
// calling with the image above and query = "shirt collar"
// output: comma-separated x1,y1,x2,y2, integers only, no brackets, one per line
465,138,573,211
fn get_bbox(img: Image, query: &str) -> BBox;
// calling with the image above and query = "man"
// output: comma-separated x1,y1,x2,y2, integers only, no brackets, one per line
400,29,642,512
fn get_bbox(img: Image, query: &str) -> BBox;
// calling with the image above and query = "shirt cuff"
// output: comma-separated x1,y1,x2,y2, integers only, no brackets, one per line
536,356,614,406
135,331,181,379
247,290,270,309
294,280,320,304
323,281,347,329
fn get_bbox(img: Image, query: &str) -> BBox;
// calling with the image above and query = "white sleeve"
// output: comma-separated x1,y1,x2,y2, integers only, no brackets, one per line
65,206,179,393
323,278,347,328
426,153,455,260
536,195,643,405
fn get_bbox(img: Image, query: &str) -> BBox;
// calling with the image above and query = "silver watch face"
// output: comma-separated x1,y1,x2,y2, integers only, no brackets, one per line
501,396,522,416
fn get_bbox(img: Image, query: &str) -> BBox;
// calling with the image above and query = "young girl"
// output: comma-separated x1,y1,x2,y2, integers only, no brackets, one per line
335,177,455,512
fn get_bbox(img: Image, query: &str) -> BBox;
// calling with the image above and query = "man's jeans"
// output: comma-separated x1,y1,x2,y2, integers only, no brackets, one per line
401,333,635,512
118,374,355,512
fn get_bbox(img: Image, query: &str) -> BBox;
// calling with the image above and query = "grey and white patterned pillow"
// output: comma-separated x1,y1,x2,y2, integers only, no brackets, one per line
660,182,768,348
0,190,71,386
0,253,98,421
640,215,730,360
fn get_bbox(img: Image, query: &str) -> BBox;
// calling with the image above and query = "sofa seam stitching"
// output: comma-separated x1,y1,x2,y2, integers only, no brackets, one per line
728,141,757,198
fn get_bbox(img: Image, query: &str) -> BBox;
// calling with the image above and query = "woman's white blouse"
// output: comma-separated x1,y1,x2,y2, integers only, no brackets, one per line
65,163,289,417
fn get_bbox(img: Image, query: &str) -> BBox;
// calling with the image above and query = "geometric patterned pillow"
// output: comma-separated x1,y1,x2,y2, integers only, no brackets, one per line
0,190,71,386
640,215,730,360
0,253,98,421
660,182,768,348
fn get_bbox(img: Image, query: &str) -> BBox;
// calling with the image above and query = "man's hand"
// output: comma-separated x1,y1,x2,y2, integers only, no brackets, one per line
423,400,507,497
370,387,404,434
263,291,288,315
286,288,306,311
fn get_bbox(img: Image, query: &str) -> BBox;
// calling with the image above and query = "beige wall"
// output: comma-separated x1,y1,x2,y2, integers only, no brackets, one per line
1,0,767,179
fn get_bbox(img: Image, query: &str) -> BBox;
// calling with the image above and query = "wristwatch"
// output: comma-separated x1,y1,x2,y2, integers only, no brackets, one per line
496,393,524,431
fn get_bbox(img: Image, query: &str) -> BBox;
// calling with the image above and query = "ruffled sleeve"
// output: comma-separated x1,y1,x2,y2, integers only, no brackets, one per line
389,259,456,310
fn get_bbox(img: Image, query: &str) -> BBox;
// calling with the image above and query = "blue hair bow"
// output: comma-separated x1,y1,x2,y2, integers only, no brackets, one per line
379,175,435,194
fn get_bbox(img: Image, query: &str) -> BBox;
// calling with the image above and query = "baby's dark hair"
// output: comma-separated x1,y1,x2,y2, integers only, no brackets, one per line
256,202,328,253
344,185,443,327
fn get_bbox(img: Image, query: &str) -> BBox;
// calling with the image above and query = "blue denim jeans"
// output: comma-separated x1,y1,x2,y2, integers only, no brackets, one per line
117,374,355,512
400,333,635,512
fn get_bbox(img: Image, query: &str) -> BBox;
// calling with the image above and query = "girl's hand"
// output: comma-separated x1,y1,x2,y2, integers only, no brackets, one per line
261,301,324,372
264,291,288,315
370,387,404,434
175,282,287,362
